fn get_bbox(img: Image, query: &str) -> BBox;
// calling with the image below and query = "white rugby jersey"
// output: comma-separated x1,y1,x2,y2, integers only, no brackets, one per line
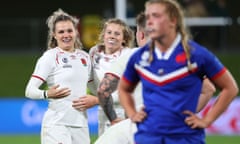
88,45,132,103
30,47,92,127
88,45,133,135
109,47,143,110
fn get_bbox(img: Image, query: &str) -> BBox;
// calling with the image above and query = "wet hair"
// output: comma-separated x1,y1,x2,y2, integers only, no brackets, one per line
46,8,83,49
145,0,193,71
97,18,134,50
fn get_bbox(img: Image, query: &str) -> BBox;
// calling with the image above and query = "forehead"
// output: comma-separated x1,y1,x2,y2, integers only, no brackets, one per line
145,3,166,15
105,23,123,32
55,20,74,30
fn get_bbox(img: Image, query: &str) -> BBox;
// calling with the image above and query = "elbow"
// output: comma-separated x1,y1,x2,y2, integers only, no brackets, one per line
226,84,239,100
25,87,31,99
233,85,239,97
211,85,216,95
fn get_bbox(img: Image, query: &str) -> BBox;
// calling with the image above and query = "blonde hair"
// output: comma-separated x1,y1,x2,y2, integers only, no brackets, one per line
46,9,83,50
146,0,193,71
97,18,134,51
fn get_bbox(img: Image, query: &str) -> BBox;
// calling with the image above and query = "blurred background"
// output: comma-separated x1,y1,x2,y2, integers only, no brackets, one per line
0,0,239,143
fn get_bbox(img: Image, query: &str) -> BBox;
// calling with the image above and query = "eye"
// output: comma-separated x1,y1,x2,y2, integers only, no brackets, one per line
67,29,73,33
114,32,120,36
58,30,64,34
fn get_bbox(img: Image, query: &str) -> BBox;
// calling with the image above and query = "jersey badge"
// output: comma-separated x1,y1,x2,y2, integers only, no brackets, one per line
139,51,150,67
81,58,87,66
175,52,186,64
62,57,72,68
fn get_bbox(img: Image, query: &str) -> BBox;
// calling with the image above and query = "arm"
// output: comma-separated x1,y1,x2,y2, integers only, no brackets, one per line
25,77,46,99
118,77,146,122
203,70,238,125
196,78,216,112
97,73,120,124
25,77,70,99
184,70,238,128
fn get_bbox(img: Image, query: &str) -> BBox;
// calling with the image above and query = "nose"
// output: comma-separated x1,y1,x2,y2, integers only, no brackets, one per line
146,17,152,26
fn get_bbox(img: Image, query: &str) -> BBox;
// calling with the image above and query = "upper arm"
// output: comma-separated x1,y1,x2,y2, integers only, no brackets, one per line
211,70,238,94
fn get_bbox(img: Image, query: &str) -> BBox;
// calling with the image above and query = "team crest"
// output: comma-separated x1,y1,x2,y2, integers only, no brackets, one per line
175,52,186,64
139,51,150,67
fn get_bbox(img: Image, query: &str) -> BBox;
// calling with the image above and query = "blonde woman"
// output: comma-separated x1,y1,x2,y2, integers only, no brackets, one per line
119,0,238,143
87,18,134,136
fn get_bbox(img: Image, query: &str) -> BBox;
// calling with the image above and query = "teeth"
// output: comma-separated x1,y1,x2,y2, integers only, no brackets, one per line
63,38,71,42
108,39,115,44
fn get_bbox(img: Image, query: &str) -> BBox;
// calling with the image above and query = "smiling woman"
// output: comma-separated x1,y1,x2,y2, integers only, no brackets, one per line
24,9,95,144
87,18,135,136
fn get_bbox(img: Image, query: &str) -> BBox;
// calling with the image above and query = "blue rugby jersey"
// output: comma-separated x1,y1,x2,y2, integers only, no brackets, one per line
122,40,226,139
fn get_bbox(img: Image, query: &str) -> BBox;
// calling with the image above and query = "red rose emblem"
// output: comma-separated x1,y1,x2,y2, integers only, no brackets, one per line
81,58,87,66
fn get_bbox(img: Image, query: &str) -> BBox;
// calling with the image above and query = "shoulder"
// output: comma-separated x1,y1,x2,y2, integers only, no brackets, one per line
121,47,133,53
89,45,100,56
188,40,213,57
132,43,150,56
39,48,60,60
76,49,89,57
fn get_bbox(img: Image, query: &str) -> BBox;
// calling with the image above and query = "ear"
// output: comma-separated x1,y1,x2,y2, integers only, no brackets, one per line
52,33,56,39
170,17,177,28
141,32,145,40
122,39,126,46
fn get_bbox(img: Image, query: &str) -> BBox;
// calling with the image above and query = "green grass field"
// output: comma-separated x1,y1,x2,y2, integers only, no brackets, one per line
0,52,240,97
0,134,239,144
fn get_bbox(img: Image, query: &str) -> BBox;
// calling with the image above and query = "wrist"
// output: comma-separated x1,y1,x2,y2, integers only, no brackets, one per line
95,96,99,105
43,90,48,99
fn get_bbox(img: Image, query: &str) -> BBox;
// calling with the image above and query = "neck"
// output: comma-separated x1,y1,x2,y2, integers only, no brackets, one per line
154,32,177,52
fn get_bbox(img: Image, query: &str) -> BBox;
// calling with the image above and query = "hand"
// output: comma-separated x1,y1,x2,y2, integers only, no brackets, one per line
130,107,147,123
183,110,210,129
72,95,98,111
47,85,71,99
110,118,124,125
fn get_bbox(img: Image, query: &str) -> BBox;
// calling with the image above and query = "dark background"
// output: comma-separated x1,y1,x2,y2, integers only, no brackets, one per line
0,0,239,97
0,0,239,52
0,0,239,18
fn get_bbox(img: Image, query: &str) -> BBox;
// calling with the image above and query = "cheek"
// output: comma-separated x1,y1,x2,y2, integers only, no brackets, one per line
118,36,125,43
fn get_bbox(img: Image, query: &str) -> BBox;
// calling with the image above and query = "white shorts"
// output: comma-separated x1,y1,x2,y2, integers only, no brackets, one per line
95,118,137,144
41,124,90,144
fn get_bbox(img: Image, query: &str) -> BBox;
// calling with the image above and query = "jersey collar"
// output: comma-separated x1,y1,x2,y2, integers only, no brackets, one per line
155,33,181,60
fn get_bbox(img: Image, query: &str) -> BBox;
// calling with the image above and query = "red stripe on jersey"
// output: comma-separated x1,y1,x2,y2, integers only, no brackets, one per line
105,72,120,79
56,53,59,64
32,75,45,82
122,76,133,84
137,67,198,86
211,67,227,80
134,63,198,86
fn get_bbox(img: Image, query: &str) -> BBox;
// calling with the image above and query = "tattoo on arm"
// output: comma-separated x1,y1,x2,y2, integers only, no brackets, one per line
97,73,119,121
